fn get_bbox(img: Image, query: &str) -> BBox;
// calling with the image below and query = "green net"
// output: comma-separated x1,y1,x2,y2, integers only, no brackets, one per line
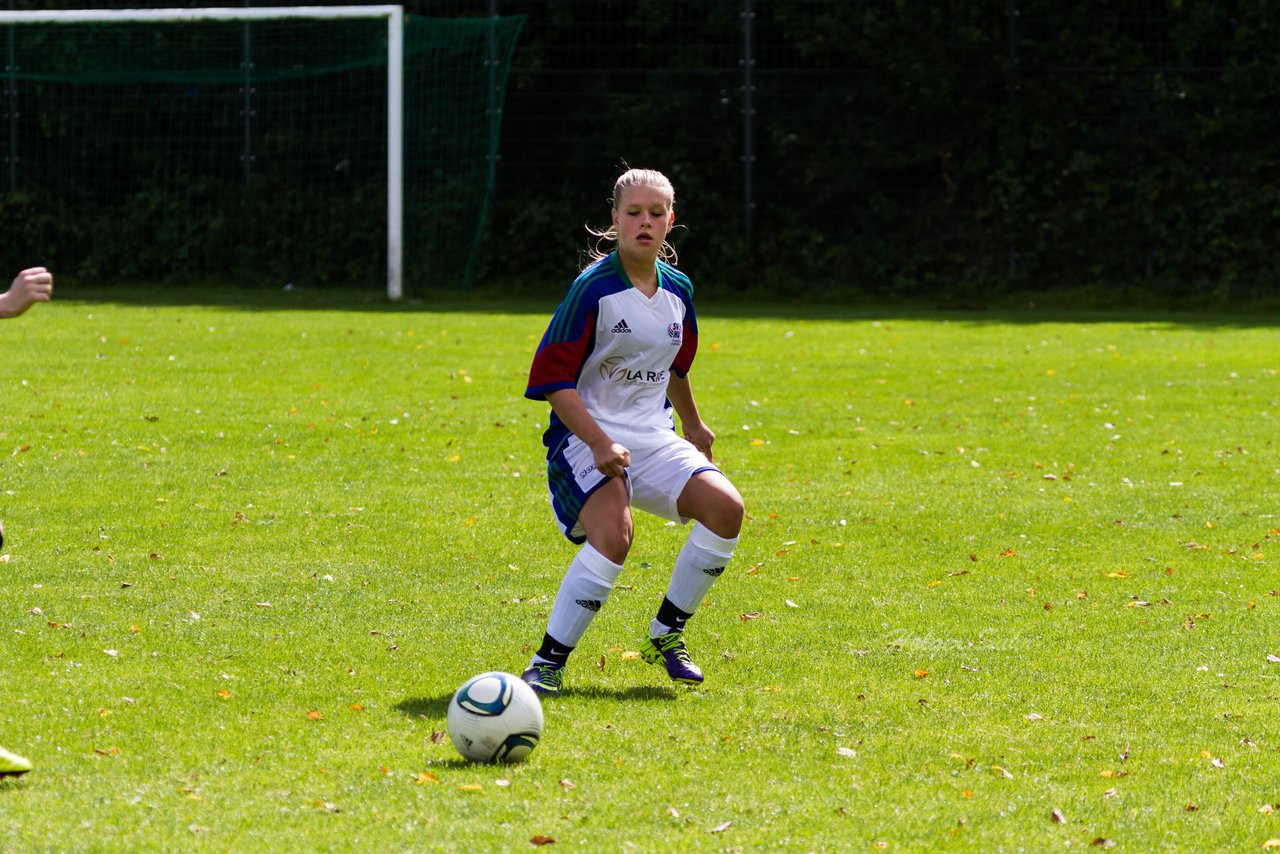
0,14,524,293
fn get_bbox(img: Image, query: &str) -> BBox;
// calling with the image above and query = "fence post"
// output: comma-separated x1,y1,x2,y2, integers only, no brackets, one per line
487,0,500,202
741,0,756,250
5,0,15,194
241,0,255,188
1006,0,1019,274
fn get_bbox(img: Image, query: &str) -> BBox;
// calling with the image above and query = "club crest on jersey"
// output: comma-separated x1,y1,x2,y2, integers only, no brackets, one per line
668,322,682,344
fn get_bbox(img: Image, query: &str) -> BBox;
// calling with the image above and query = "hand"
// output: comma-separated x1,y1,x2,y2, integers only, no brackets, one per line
591,440,631,478
684,423,716,462
1,267,53,318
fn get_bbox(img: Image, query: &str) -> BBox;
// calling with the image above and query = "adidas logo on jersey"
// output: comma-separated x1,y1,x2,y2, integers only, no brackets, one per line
611,319,632,334
575,598,602,612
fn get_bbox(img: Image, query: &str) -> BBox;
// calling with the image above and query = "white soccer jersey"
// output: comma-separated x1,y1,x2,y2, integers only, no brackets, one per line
526,252,699,450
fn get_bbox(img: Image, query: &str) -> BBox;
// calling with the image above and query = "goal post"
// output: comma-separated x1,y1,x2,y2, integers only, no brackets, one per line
0,7,523,298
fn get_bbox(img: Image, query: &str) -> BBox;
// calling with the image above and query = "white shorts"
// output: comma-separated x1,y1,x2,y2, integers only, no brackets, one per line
547,430,720,544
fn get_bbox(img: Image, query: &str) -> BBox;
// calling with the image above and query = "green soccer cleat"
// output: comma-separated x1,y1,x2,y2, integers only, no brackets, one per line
640,632,704,685
0,746,32,778
521,663,565,696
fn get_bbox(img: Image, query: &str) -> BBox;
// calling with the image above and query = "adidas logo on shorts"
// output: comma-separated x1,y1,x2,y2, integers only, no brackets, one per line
575,598,602,612
611,319,631,334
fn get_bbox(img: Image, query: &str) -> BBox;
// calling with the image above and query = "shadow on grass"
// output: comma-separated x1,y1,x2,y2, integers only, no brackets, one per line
48,281,1280,328
396,695,453,720
395,683,678,721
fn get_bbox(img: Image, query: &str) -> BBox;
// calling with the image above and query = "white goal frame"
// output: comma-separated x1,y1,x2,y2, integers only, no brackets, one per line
0,6,407,300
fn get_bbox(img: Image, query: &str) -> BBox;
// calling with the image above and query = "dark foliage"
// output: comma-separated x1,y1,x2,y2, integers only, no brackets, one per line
3,0,1277,302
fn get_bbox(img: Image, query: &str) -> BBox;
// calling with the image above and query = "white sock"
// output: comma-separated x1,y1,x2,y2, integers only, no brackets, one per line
651,523,738,636
534,543,624,664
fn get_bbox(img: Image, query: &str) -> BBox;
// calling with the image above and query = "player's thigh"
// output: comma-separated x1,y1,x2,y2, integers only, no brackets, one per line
629,436,718,522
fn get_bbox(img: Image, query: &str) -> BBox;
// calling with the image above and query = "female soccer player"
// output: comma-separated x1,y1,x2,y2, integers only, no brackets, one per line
521,168,744,695
0,266,51,776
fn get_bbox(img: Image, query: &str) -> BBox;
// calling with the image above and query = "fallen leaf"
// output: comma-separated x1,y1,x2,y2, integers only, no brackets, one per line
1026,713,1044,721
1105,571,1129,578
457,784,482,792
216,690,232,699
621,650,640,661
1092,839,1116,849
348,703,365,712
559,778,576,790
913,669,929,679
530,836,557,847
1185,803,1198,812
1265,842,1280,851
307,709,324,721
992,765,1013,779
739,612,762,621
413,772,439,784
708,821,732,834
1268,654,1280,664
1051,808,1067,824
1103,788,1118,798
837,747,856,758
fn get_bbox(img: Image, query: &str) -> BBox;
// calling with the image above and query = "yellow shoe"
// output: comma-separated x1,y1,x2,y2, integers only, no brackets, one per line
0,745,32,777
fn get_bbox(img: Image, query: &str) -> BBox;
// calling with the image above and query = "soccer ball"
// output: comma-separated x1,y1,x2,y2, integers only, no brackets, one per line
447,671,544,763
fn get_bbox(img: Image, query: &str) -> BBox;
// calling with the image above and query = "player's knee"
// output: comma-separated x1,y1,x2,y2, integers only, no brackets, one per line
591,519,633,564
713,491,745,539
695,490,743,540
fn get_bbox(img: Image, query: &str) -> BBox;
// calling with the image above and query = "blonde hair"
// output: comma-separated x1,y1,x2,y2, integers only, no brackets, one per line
585,168,679,266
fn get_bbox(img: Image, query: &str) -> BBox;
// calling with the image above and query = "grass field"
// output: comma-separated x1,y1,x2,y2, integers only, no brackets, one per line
2,288,1279,850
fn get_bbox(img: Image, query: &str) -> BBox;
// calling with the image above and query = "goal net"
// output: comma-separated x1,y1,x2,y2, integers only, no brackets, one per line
0,7,524,297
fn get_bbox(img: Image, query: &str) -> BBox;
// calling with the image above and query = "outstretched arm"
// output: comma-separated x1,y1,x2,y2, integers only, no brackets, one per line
0,267,54,319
